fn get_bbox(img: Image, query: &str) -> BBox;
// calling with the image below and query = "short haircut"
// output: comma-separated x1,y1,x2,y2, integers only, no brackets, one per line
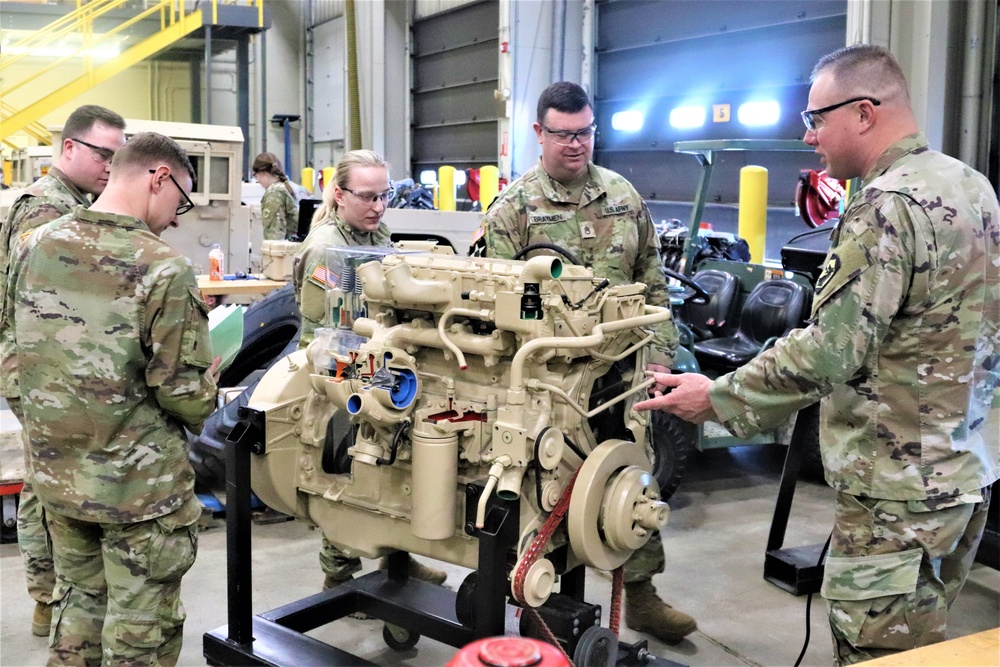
537,82,592,124
812,44,910,104
62,104,125,141
312,149,390,223
112,132,196,183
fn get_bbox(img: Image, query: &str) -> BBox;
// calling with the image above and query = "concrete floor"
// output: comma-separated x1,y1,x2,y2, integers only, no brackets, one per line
2,444,997,667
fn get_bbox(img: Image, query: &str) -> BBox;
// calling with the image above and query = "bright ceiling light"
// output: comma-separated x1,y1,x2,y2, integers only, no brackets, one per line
738,101,780,126
669,106,706,129
419,170,437,185
611,110,644,132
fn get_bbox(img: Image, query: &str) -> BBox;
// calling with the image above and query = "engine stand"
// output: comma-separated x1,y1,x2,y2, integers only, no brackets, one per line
203,410,683,666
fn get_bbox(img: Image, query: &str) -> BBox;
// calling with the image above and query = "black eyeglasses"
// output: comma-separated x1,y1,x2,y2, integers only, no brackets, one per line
539,122,597,147
149,169,196,215
800,96,881,131
342,187,395,205
69,137,116,165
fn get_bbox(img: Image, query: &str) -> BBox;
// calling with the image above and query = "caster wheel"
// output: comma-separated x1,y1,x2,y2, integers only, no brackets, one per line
383,623,419,651
573,625,617,667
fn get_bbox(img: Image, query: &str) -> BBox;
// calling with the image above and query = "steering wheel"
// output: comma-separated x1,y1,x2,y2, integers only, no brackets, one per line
664,267,710,305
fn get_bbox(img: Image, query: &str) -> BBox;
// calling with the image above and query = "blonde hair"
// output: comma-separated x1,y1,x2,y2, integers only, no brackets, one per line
310,150,390,226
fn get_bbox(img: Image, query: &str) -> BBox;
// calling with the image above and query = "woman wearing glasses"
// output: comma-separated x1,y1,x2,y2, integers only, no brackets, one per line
291,149,447,592
252,152,298,240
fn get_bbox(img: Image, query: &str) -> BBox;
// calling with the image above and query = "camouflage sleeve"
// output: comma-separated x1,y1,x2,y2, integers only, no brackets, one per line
294,240,329,338
144,258,218,433
707,195,917,437
261,188,288,241
633,201,677,367
482,193,524,260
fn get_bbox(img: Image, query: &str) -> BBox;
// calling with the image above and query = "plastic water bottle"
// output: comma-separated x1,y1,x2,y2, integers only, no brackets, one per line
209,244,225,281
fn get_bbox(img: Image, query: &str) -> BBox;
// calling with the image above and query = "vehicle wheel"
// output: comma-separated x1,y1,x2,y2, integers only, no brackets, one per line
573,626,617,667
795,407,824,481
383,623,419,651
219,284,301,387
648,411,697,502
188,285,303,487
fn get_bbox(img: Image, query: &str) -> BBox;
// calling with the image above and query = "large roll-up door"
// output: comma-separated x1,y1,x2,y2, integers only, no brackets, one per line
593,1,847,260
411,0,500,182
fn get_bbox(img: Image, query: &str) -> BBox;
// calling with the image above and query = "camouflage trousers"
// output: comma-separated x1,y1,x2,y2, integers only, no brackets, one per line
623,529,664,584
319,534,362,581
45,495,200,667
822,487,992,666
9,397,56,605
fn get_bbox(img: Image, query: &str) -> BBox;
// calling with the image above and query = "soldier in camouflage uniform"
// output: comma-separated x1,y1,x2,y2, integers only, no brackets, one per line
5,132,219,666
476,81,695,644
253,152,298,240
0,104,126,639
635,45,999,665
292,149,447,592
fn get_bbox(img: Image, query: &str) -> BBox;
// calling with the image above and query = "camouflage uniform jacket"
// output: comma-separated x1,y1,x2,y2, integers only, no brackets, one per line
293,213,392,348
0,168,91,398
709,134,1000,501
481,160,677,366
261,181,298,240
7,206,218,523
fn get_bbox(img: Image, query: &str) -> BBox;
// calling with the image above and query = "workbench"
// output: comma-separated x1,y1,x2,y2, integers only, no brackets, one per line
197,276,286,297
859,628,999,666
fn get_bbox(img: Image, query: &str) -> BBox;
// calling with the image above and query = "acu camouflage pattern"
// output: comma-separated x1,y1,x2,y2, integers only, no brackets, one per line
481,160,678,367
261,181,298,240
292,214,392,349
46,495,201,667
0,168,92,397
709,134,1000,501
8,205,217,524
822,487,991,665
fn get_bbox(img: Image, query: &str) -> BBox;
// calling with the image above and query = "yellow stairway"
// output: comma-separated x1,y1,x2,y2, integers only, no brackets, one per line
0,0,263,142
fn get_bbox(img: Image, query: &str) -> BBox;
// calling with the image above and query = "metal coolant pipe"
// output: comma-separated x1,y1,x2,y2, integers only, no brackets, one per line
411,430,459,540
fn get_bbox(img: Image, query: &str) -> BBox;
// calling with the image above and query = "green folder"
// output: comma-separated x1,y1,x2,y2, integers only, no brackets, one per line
208,304,244,374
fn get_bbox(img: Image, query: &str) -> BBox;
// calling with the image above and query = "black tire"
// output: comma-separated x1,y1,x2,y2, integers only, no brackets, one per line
383,624,419,651
649,411,697,502
188,285,302,487
219,284,301,387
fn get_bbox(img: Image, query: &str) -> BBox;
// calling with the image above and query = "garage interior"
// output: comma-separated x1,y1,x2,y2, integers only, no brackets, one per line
1,1,998,666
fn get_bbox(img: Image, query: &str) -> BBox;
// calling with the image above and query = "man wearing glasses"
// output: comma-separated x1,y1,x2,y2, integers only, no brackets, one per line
635,44,999,664
5,132,219,666
0,103,125,639
477,81,694,644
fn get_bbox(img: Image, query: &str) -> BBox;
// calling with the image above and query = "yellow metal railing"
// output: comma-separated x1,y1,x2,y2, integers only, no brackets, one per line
1,0,265,142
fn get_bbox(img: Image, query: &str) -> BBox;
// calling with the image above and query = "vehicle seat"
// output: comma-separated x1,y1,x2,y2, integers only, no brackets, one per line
693,279,808,373
680,269,741,341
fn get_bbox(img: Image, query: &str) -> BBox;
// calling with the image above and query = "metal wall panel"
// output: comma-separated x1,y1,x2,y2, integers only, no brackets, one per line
593,0,848,261
414,0,484,21
411,0,499,180
309,0,345,27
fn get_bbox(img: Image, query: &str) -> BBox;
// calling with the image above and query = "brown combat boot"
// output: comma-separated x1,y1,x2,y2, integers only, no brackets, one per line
624,581,697,644
32,602,53,637
379,555,447,585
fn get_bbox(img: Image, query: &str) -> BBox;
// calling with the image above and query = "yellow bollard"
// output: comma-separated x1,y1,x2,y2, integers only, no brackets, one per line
438,165,456,211
738,166,768,264
479,165,500,210
322,166,336,192
300,167,315,194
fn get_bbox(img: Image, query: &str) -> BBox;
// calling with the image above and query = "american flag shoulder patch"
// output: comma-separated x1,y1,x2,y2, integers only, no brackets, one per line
308,263,337,288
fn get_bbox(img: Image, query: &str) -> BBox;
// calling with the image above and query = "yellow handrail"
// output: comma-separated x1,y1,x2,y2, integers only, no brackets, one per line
0,0,266,142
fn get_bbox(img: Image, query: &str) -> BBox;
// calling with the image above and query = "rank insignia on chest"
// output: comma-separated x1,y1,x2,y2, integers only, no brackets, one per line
579,221,596,239
816,254,840,291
